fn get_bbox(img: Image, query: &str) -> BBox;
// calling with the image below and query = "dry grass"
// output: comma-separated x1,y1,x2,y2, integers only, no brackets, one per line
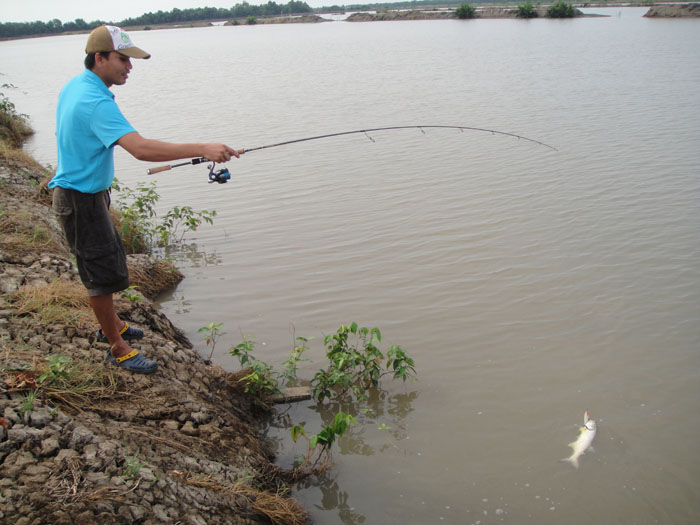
2,352,128,414
0,206,65,257
185,472,309,525
11,280,94,329
0,142,43,169
42,362,124,413
127,258,183,300
0,110,33,150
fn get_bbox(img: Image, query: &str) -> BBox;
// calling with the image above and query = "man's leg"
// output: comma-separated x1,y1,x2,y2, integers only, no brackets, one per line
89,293,130,358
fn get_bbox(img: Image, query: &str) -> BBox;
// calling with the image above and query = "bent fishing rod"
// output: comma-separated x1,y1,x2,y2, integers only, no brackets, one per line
146,125,558,184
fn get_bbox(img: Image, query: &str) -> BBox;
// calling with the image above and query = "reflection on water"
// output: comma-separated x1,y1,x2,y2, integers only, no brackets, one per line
299,471,367,524
162,241,223,268
266,387,418,523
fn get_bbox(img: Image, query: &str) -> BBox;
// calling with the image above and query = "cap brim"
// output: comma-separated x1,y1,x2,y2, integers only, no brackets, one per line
118,47,151,59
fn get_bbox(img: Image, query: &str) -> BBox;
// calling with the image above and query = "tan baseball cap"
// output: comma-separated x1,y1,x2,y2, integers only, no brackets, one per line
86,25,150,59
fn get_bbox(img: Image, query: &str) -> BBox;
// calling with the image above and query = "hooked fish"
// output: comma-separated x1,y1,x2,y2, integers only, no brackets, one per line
562,411,597,469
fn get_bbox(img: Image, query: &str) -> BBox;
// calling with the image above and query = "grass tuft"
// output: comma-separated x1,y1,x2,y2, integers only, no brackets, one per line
11,280,93,328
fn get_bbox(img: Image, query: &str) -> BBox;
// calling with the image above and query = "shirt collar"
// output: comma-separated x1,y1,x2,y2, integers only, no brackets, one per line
82,68,115,100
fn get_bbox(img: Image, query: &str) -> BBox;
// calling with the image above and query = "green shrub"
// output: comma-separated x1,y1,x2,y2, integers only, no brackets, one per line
311,322,416,403
547,1,576,18
455,4,476,19
110,178,217,254
1,81,33,149
516,2,538,18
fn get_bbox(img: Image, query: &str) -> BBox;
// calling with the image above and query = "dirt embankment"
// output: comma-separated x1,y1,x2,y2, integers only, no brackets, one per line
644,4,700,17
0,162,307,524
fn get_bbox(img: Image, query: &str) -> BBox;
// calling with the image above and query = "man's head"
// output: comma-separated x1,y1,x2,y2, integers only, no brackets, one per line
84,26,150,87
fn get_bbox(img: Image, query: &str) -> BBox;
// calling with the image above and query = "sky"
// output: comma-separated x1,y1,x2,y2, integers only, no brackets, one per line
1,0,352,24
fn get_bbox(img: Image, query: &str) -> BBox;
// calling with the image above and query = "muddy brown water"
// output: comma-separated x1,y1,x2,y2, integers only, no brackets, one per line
3,7,700,523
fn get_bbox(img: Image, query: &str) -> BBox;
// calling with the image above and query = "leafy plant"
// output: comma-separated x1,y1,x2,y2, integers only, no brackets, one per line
39,354,72,385
198,321,225,362
240,360,279,398
310,322,416,403
156,206,216,245
230,336,280,398
455,4,476,19
230,335,257,367
120,285,142,304
279,336,311,384
547,1,576,17
110,178,217,254
291,412,356,469
516,2,538,18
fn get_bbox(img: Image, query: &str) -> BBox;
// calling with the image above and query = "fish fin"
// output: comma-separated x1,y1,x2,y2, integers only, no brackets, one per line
568,441,577,449
588,446,595,454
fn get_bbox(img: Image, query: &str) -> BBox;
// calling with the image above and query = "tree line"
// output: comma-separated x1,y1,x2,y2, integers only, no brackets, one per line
0,0,515,39
0,2,313,40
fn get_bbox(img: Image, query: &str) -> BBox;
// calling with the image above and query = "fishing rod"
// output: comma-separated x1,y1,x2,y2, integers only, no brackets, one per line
146,125,558,183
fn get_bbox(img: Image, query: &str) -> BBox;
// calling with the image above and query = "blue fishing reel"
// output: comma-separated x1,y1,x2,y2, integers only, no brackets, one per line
207,162,231,184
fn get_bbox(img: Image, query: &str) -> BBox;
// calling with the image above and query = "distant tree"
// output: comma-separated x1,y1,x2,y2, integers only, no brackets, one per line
516,2,538,18
546,1,576,17
455,3,476,18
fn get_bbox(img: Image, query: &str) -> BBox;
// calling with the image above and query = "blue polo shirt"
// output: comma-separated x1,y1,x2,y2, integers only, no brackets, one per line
50,69,135,194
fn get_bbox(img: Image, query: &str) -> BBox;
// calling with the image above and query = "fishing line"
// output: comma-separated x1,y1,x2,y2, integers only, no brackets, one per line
146,125,557,182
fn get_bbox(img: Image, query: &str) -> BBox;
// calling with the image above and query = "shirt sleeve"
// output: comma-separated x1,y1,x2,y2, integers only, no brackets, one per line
90,99,136,149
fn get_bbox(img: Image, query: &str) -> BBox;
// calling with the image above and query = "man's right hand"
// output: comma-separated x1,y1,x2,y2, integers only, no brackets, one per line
202,143,241,163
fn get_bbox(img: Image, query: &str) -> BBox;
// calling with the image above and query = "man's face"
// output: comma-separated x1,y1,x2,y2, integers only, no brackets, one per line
94,52,132,87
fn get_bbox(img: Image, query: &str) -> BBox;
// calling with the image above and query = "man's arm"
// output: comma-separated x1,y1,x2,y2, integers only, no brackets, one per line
117,132,240,163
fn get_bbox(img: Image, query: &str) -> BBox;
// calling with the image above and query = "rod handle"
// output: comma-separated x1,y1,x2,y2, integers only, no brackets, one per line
147,165,172,175
237,148,246,155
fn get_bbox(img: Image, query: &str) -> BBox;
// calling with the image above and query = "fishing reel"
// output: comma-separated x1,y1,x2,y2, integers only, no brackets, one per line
207,162,231,184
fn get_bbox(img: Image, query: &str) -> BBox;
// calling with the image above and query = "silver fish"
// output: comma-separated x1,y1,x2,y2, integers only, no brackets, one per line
562,411,597,468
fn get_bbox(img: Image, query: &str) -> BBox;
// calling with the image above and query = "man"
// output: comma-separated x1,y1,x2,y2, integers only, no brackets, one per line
49,25,239,374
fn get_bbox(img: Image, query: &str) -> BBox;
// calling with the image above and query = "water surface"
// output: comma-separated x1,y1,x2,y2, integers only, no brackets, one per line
2,8,699,523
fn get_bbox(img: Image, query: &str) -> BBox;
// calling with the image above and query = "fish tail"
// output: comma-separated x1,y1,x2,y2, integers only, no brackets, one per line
560,456,579,469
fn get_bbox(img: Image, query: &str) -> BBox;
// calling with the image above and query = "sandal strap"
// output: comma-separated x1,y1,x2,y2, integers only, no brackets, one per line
119,322,131,336
116,350,139,363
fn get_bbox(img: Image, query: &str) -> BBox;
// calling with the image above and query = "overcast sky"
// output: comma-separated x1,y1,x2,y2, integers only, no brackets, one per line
2,0,353,24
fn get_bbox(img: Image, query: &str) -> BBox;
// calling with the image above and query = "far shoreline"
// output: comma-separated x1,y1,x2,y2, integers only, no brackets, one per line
2,3,699,42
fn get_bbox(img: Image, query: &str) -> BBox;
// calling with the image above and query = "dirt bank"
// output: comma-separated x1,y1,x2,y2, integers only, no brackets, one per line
644,4,700,17
0,161,307,523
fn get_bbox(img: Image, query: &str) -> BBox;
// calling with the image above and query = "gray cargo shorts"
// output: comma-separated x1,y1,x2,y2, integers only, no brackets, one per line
52,187,129,297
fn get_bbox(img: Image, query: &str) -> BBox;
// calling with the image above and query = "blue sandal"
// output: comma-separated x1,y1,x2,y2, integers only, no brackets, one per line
106,348,157,374
97,322,144,343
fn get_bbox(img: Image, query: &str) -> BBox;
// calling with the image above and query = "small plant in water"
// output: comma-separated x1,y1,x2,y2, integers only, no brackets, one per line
230,336,279,398
311,322,416,403
198,321,225,362
279,336,311,385
291,412,356,469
